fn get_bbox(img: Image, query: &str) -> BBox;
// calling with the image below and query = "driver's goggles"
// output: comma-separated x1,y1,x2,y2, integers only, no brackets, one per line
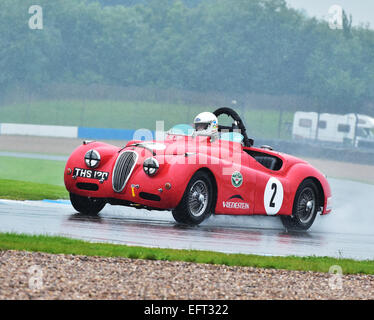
194,123,209,131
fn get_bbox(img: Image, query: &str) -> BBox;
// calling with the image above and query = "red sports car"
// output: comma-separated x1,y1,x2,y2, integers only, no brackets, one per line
64,108,332,231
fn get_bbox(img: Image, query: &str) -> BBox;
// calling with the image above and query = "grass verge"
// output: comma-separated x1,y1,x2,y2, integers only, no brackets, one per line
0,233,373,275
0,179,68,200
0,157,65,186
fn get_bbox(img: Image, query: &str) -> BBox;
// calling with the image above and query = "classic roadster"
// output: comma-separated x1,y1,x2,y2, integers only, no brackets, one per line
64,108,332,231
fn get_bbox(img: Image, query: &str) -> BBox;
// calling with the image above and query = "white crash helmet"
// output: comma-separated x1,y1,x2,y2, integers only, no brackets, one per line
193,112,218,136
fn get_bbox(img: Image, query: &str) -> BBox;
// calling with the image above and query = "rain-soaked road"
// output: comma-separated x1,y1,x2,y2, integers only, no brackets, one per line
0,178,373,260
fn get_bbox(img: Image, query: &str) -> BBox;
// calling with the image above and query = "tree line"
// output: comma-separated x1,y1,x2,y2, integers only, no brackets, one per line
1,0,374,114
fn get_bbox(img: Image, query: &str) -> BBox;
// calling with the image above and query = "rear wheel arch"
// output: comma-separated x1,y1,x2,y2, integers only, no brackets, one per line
298,177,325,212
282,178,320,231
287,164,326,211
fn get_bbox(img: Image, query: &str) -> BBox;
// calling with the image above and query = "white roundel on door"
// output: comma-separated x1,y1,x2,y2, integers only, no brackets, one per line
264,177,284,215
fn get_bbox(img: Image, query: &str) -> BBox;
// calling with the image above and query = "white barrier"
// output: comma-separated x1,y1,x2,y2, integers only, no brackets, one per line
0,123,78,138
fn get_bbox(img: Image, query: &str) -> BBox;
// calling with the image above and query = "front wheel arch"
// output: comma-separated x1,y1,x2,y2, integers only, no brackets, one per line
195,168,218,214
70,193,106,216
172,169,215,225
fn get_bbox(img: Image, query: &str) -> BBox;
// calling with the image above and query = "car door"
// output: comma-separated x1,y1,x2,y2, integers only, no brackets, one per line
243,148,289,216
214,146,256,215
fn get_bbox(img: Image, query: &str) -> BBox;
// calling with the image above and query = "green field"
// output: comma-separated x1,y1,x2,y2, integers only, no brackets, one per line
0,100,293,139
0,156,65,186
0,233,373,275
0,156,67,199
0,179,68,200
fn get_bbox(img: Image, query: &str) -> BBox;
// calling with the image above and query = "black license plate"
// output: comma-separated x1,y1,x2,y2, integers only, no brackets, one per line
73,168,109,181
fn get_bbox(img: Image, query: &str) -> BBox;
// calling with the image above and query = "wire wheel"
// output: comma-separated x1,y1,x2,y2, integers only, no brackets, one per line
188,180,209,217
172,171,214,225
296,187,316,224
280,179,320,231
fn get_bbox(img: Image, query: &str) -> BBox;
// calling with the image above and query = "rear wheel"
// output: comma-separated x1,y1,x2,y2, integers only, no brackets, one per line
281,179,319,231
70,193,106,216
172,171,213,225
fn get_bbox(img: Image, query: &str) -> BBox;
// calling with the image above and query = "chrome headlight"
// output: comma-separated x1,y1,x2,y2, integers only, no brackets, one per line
84,149,101,169
143,157,159,176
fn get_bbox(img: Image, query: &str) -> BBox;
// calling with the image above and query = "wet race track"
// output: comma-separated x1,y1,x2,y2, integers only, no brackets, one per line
1,178,374,260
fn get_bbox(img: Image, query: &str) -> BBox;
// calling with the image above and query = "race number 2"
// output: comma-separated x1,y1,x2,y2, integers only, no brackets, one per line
264,177,284,215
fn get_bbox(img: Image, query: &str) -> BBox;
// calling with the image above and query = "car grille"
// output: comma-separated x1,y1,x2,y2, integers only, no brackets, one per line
112,151,138,193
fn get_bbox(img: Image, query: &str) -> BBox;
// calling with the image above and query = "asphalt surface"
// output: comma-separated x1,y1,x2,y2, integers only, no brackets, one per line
0,178,373,260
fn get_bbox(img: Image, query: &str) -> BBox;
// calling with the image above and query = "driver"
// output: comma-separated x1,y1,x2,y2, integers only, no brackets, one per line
193,112,219,140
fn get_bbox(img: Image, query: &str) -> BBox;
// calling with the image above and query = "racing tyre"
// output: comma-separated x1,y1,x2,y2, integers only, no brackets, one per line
281,179,319,231
172,171,213,225
70,193,106,216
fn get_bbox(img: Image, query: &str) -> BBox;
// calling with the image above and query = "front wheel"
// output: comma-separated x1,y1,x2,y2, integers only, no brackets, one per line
172,171,214,225
281,179,319,231
70,193,106,216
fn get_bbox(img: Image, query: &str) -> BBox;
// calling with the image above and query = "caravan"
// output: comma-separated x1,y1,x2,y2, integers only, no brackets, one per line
292,112,374,147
